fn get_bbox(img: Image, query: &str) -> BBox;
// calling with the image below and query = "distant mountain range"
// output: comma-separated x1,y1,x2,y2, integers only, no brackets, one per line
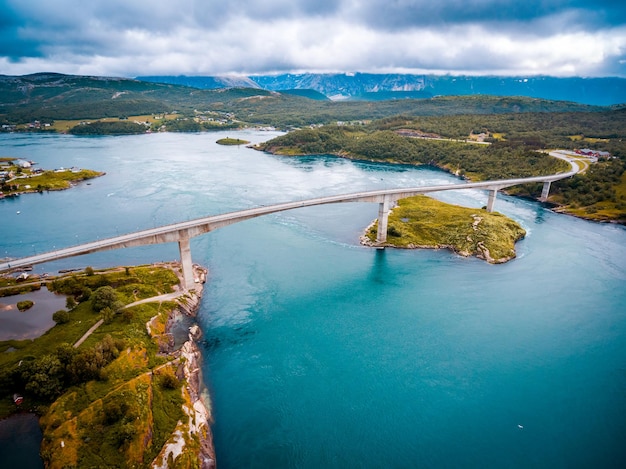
137,73,626,106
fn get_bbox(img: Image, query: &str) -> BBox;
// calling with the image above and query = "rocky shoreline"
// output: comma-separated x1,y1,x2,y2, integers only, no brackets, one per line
149,264,216,468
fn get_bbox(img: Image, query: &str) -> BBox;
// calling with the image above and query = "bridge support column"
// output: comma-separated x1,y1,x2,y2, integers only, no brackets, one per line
178,233,195,290
486,189,498,212
540,181,551,202
376,195,391,244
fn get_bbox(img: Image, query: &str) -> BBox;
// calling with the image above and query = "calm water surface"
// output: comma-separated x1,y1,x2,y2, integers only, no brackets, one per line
0,132,625,468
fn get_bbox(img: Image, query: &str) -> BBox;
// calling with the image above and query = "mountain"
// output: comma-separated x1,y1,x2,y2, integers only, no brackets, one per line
137,75,260,90
135,73,626,106
250,73,626,106
0,73,278,122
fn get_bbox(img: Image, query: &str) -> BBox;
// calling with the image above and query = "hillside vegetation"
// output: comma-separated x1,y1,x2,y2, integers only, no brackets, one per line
257,114,626,222
0,265,210,468
0,73,601,129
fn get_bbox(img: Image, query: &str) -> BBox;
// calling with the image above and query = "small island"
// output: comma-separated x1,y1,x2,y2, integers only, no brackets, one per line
216,137,250,146
0,157,103,198
362,195,526,263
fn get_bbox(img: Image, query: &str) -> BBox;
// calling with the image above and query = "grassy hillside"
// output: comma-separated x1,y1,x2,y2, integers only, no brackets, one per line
0,73,602,128
0,265,209,468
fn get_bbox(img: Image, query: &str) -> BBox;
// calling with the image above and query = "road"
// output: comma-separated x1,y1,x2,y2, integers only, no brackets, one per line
0,152,581,273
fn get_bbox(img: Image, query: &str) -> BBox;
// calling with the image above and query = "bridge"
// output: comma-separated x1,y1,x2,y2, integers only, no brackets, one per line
0,152,579,289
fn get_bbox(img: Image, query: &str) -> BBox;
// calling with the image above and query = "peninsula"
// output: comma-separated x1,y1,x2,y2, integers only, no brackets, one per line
0,157,103,198
0,263,215,468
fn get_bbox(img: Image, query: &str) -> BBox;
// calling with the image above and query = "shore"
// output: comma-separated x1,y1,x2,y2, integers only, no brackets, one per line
147,263,216,468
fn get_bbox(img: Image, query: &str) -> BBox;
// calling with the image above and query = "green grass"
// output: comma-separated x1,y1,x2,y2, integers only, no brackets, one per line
365,195,526,263
3,169,103,194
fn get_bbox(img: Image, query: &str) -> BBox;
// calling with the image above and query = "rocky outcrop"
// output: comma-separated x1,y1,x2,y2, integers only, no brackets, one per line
150,264,216,468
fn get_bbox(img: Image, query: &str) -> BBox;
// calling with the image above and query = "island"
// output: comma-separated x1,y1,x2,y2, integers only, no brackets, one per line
0,263,215,468
361,195,526,263
0,158,103,198
216,137,250,145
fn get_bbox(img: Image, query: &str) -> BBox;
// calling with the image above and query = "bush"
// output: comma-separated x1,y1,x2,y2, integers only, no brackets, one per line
121,308,134,324
65,296,77,310
116,422,138,444
91,286,119,312
159,368,180,390
17,300,34,311
52,310,70,324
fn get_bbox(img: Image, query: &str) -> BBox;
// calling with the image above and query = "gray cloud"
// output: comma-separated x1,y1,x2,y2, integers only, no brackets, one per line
0,0,624,77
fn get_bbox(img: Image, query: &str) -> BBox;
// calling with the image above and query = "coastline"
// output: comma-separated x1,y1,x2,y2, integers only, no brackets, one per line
256,146,625,225
2,263,219,468
149,263,216,468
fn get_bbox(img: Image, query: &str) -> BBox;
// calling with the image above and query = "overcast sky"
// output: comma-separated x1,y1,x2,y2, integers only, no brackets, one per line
1,0,625,78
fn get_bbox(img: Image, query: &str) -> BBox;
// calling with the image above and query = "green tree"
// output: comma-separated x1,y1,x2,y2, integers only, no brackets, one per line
22,355,64,400
52,310,70,324
91,286,119,312
65,296,77,310
101,306,114,324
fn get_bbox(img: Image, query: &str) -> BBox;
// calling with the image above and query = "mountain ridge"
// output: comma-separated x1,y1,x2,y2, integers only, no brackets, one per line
137,73,626,106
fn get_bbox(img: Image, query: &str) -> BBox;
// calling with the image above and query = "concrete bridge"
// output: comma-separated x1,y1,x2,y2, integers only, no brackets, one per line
0,152,579,289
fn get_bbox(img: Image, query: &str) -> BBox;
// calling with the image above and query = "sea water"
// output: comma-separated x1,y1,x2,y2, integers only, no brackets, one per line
0,131,625,468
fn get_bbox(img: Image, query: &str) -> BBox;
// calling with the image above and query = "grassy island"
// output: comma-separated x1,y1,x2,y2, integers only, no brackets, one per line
1,159,103,197
363,195,526,263
0,263,214,468
216,137,250,145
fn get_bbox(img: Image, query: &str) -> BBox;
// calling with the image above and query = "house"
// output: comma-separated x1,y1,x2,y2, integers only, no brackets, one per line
15,159,31,168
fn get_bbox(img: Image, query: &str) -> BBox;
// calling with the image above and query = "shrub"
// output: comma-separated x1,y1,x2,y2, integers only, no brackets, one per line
52,310,70,324
91,286,119,312
65,296,77,310
159,368,180,390
17,300,34,311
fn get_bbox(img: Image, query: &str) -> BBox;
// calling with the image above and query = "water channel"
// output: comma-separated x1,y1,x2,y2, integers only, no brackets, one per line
0,131,625,468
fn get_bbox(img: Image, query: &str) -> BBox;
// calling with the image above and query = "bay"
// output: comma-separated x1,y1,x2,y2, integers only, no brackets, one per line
0,131,625,468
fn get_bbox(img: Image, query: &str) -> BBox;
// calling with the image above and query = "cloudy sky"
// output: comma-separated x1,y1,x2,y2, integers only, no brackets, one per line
1,0,625,78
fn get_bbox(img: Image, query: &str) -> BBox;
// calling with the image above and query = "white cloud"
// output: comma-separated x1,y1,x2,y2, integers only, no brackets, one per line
1,0,625,77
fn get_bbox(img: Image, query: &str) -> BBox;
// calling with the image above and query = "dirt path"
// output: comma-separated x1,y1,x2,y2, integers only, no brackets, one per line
72,291,187,348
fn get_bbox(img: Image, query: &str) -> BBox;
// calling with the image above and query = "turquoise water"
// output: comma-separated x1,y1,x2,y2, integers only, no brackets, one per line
1,132,625,467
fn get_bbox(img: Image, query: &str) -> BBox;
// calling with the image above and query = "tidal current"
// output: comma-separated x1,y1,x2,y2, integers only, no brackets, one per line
1,131,625,468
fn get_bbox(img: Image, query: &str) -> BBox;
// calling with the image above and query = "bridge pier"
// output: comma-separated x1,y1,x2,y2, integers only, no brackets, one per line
540,181,551,202
376,196,391,244
178,233,195,290
486,189,498,212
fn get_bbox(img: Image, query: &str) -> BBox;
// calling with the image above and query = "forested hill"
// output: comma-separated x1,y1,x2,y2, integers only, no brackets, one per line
0,73,604,127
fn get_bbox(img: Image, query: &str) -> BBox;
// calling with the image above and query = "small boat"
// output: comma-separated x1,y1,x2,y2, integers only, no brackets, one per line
16,211,20,214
